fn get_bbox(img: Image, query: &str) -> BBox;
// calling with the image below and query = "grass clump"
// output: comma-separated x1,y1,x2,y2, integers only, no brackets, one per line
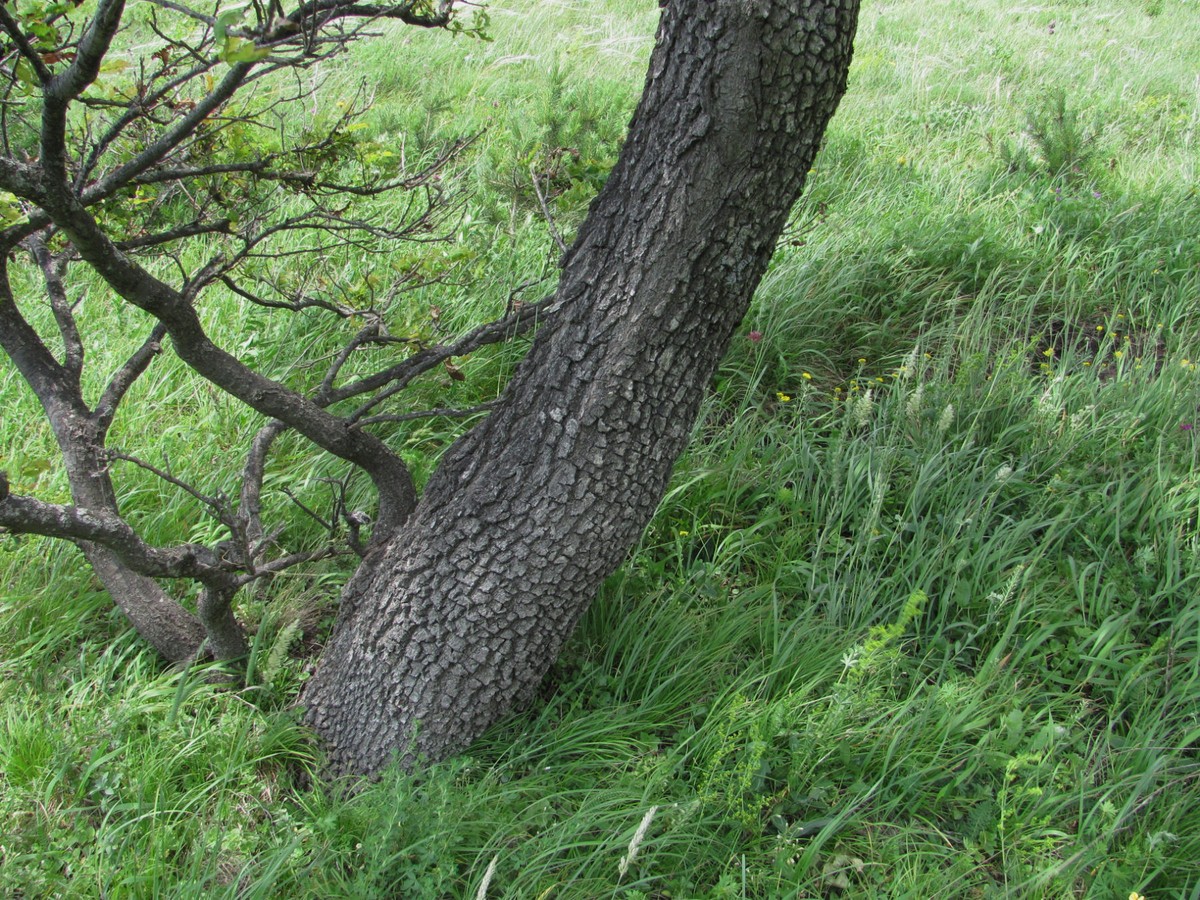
3,0,1200,897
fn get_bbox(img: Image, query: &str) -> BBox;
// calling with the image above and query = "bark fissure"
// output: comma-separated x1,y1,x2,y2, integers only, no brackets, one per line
303,0,861,775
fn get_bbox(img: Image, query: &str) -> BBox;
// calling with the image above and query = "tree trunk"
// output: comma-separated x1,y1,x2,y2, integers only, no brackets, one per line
303,0,861,776
57,420,206,662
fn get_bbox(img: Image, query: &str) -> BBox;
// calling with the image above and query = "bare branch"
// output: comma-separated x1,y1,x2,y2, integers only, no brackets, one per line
0,485,222,580
531,163,569,256
232,545,347,585
108,449,226,508
0,156,43,202
142,1,215,28
326,296,551,411
38,181,418,535
47,0,126,103
94,324,169,437
28,236,84,376
0,259,72,403
280,485,333,531
116,218,234,252
356,401,496,427
238,420,289,550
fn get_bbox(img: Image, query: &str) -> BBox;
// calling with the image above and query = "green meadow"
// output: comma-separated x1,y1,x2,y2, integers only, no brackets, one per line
2,0,1199,896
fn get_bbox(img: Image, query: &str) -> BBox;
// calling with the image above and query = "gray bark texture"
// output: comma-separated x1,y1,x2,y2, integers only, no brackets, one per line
302,0,861,776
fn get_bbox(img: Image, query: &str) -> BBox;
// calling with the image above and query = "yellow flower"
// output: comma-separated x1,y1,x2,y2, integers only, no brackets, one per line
802,372,813,380
677,529,689,537
777,392,792,403
858,357,867,365
1130,892,1146,900
1043,348,1055,357
1114,350,1124,359
1096,325,1104,332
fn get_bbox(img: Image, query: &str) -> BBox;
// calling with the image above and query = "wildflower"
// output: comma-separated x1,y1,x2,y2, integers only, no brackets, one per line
475,856,499,900
802,372,813,380
1042,347,1055,357
1182,423,1194,431
1096,325,1104,332
937,402,955,435
1114,350,1124,359
1093,190,1102,199
748,330,763,343
852,389,875,428
777,392,792,403
618,806,659,880
1129,892,1146,900
858,357,867,365
906,383,925,422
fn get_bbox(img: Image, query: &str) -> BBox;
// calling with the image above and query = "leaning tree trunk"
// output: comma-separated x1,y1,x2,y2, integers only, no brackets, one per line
303,0,861,776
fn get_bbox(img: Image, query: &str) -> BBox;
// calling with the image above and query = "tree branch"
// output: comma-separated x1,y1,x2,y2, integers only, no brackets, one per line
0,260,73,403
0,6,54,86
116,218,234,252
0,485,222,580
39,185,418,537
47,0,126,104
28,235,84,376
327,296,551,412
238,419,289,550
94,324,169,437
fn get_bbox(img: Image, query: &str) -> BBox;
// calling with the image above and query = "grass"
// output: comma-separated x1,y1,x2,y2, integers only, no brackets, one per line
3,0,1200,896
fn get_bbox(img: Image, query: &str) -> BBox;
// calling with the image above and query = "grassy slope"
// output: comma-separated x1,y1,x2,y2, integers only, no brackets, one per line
2,0,1200,896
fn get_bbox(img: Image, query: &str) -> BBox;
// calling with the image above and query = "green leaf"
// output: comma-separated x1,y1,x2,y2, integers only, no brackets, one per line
13,58,37,87
214,3,250,44
220,36,269,64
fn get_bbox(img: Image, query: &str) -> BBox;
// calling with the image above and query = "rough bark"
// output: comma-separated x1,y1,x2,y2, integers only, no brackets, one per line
303,0,861,776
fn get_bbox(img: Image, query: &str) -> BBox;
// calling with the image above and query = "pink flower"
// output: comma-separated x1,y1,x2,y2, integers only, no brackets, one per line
748,330,763,343
1181,423,1194,431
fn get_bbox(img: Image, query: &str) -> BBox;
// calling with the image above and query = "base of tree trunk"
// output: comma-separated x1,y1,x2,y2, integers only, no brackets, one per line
303,0,861,776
